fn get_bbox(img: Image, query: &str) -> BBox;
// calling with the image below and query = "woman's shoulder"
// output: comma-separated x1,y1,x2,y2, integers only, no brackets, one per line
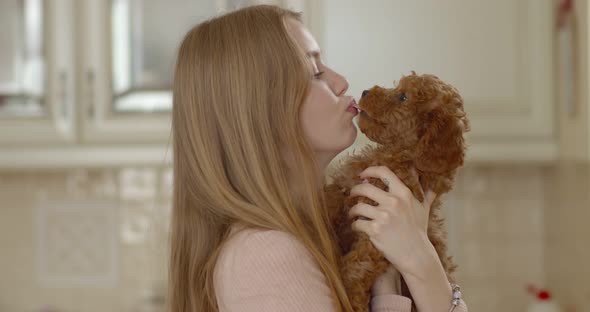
214,224,334,310
217,224,312,269
230,224,302,244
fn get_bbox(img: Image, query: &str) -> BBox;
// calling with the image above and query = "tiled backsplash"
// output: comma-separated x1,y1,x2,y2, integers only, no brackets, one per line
544,162,590,311
0,168,171,312
449,166,547,311
0,164,588,312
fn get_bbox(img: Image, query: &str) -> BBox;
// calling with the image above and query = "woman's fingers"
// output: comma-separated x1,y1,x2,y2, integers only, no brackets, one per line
349,182,389,203
410,167,426,196
351,218,377,236
359,166,412,199
348,202,388,221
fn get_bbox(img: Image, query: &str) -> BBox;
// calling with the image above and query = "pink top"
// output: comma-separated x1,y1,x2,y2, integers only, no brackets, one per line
214,225,468,312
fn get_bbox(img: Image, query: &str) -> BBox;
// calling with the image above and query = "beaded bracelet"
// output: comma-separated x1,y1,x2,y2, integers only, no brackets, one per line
448,283,462,312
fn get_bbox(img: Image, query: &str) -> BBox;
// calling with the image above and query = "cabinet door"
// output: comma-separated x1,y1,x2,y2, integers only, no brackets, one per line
81,0,224,143
0,0,75,145
81,0,313,144
316,0,556,162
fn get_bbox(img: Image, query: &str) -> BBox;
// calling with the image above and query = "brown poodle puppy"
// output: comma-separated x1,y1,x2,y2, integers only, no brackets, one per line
324,72,470,312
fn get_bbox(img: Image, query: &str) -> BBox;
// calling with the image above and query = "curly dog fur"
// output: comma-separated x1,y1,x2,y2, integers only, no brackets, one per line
324,72,470,311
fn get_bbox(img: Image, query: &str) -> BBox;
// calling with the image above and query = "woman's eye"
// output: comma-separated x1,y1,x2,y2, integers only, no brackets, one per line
314,71,325,79
398,93,407,102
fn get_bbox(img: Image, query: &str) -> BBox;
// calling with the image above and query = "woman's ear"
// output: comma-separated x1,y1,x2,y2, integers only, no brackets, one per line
414,109,467,174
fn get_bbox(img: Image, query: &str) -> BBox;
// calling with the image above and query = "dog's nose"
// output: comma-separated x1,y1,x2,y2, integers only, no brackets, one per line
361,90,369,98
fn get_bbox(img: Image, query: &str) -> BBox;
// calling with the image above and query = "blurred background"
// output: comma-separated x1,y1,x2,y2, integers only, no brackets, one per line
0,0,589,311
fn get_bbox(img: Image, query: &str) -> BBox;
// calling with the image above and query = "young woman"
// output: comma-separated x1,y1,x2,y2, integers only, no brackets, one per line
168,4,468,312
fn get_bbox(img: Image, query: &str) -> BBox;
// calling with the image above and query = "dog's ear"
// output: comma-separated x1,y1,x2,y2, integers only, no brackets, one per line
415,108,467,174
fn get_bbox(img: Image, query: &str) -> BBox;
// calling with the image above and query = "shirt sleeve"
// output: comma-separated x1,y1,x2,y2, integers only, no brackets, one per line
215,229,335,312
370,294,412,312
370,291,469,312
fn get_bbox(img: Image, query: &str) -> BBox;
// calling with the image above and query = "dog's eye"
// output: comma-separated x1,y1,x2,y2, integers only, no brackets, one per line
398,93,407,102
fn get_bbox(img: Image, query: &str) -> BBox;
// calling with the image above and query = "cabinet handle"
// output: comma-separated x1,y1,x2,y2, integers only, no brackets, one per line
86,70,95,119
59,71,68,120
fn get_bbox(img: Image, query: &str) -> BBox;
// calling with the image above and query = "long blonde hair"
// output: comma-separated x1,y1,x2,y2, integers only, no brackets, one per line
169,5,353,312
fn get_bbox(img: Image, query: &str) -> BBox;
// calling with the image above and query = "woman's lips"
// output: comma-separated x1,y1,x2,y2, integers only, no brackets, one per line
347,99,361,115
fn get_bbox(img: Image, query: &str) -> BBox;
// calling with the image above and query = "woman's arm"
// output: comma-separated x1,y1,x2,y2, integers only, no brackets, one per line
348,166,469,312
400,242,468,312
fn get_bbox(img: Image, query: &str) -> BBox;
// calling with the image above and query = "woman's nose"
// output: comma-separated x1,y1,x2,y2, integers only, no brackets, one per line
335,75,349,96
362,90,369,98
324,67,349,96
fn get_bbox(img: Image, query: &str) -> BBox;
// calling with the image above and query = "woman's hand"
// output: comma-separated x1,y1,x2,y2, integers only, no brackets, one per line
347,166,437,277
348,166,461,311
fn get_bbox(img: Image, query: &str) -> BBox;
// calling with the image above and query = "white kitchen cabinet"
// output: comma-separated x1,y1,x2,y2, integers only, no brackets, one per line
0,0,76,145
0,0,313,168
80,0,310,144
80,0,223,143
315,0,557,163
4,0,554,166
557,0,590,161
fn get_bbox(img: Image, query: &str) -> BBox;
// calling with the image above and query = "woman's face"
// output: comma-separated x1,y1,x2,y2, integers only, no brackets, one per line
285,18,358,169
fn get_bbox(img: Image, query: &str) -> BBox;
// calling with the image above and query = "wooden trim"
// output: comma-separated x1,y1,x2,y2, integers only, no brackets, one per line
0,141,556,170
0,145,172,169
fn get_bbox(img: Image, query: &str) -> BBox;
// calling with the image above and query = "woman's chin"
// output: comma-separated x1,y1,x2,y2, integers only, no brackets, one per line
346,124,358,147
333,126,358,153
